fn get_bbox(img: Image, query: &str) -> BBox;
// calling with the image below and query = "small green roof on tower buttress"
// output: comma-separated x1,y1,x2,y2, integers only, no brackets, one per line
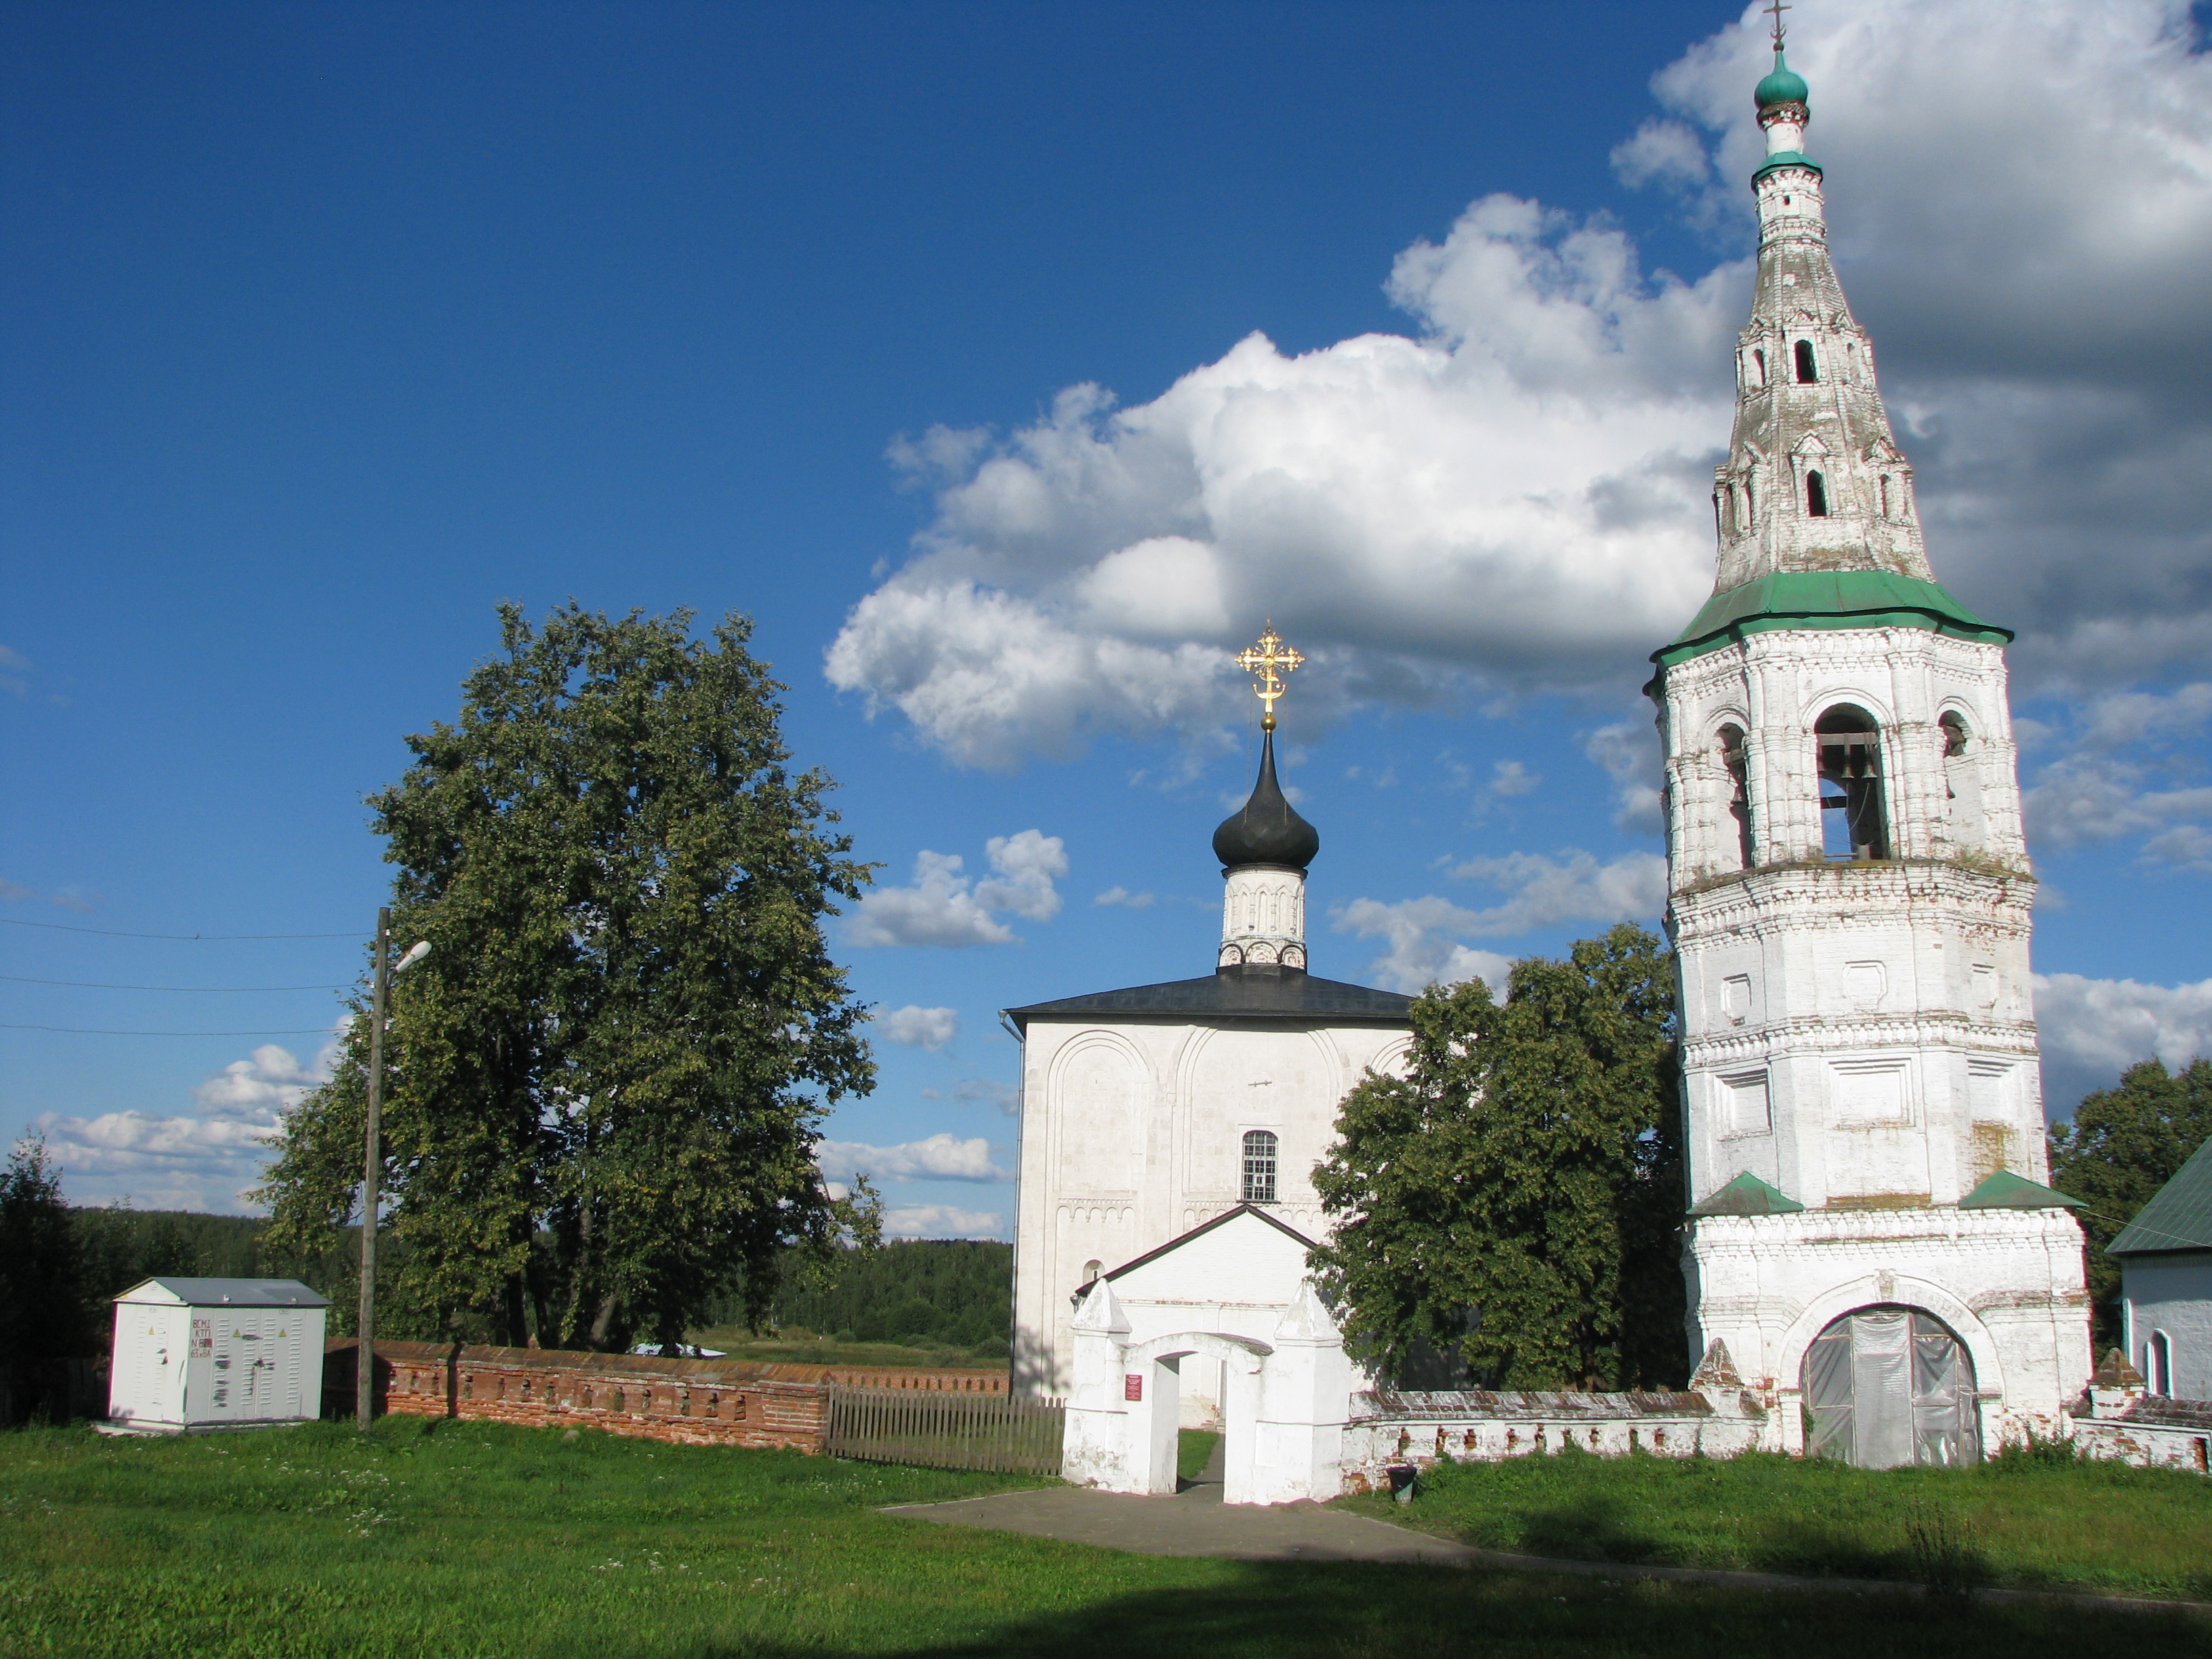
1756,50,1809,110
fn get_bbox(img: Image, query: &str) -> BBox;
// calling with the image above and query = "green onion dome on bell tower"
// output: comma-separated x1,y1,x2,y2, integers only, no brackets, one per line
1755,52,1809,110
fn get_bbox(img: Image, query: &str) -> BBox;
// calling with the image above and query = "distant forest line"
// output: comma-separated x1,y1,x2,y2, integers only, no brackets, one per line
60,1208,1012,1353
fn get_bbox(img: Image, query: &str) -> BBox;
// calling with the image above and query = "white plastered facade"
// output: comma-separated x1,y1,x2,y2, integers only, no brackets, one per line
1059,1229,1362,1504
1662,628,2045,1215
1010,1013,1410,1409
1652,74,2089,1454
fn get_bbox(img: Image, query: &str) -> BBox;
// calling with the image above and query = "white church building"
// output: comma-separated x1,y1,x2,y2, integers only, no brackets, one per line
1015,39,2095,1500
1005,641,1414,1416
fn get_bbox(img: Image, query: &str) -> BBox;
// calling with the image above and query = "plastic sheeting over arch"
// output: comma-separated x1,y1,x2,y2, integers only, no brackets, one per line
1803,1307,1979,1468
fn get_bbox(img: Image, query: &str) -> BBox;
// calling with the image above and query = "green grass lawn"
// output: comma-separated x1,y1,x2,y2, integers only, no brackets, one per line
3,1420,2206,1658
1345,1443,2212,1601
1177,1430,1221,1484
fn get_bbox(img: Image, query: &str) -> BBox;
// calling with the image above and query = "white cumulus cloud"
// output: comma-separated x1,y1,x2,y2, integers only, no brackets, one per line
846,830,1067,947
816,1132,1008,1185
1330,897,1517,997
973,830,1068,921
882,1204,1006,1240
2020,682,2212,867
1334,849,1667,994
878,1005,960,1050
2034,971,2212,1117
1093,885,1156,909
192,1042,328,1118
827,205,1729,766
38,1035,340,1212
826,0,2212,770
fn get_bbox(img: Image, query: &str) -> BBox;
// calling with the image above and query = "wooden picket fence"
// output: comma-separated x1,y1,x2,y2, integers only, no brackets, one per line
826,1384,1064,1475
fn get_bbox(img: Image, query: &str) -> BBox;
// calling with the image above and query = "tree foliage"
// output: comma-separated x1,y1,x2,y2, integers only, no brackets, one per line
259,604,880,1351
752,1240,1012,1351
1,1139,85,1364
1311,925,1685,1391
2047,1057,2212,1350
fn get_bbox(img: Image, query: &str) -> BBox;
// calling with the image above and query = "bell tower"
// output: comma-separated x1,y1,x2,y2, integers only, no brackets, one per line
1646,22,2090,1463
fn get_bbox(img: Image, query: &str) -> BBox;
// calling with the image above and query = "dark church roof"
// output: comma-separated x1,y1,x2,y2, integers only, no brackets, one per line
1212,729,1319,872
1006,964,1414,1029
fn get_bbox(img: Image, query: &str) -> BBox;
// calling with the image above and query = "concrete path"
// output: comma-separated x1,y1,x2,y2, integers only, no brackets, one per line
884,1442,2206,1616
884,1439,1468,1565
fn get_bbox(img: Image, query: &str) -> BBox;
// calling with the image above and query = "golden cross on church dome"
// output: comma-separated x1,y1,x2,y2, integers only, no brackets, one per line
1234,625,1303,731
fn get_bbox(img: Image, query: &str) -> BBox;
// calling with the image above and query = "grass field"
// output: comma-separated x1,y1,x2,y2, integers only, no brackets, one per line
1177,1430,1220,1483
3,1420,2207,1658
1345,1443,2212,1601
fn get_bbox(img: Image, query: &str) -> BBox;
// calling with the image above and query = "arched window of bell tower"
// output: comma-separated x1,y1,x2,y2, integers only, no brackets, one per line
1753,348,1767,387
1816,705,1889,860
1719,724,1754,871
1806,471,1828,517
1795,340,1818,383
1940,712,1986,851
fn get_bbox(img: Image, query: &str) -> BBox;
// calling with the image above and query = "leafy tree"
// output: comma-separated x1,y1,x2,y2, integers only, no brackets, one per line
260,603,880,1352
2048,1058,2212,1350
1,1139,87,1364
1312,925,1685,1391
758,1239,1010,1348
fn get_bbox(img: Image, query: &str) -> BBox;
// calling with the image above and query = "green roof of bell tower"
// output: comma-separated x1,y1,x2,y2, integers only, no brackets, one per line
1649,571,2013,677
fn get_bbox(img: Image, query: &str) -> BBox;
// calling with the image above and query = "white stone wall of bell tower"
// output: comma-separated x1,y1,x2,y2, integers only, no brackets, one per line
1653,42,2088,1454
1662,631,2029,886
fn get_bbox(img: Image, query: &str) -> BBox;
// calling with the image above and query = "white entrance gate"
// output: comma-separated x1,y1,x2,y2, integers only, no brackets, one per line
1059,1277,1359,1504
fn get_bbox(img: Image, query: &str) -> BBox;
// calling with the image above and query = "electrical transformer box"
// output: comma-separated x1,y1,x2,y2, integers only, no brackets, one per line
108,1278,329,1432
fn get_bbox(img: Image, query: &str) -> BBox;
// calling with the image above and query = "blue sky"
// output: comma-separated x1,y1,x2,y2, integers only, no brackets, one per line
6,1,2211,1234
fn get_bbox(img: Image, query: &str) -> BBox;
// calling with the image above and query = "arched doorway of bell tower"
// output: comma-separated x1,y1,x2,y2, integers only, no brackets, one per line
1802,1305,1980,1469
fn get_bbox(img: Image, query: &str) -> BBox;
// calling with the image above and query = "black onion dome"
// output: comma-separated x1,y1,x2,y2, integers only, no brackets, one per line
1212,730,1319,872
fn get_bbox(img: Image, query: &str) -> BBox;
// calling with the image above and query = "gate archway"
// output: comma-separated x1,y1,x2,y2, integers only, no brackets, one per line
1802,1306,1979,1468
1121,1332,1269,1499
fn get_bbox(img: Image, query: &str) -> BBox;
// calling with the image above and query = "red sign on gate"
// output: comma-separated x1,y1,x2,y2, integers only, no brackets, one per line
1124,1374,1143,1401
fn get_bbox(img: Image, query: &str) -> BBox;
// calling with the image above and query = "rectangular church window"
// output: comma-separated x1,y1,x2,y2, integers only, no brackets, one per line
1242,1130,1278,1204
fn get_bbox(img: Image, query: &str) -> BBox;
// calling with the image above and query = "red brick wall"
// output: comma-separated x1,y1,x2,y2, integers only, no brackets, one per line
323,1340,1007,1451
325,1341,827,1451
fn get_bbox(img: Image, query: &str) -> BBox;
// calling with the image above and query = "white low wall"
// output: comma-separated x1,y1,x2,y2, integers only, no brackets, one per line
1342,1387,1763,1492
2071,1357,2211,1475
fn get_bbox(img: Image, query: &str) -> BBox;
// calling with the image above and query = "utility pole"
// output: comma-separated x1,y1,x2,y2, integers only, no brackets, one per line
357,907,390,1430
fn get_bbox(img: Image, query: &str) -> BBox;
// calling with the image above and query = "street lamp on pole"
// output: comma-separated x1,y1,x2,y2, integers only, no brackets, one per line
356,907,429,1431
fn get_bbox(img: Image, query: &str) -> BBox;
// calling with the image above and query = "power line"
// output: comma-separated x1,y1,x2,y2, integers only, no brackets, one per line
0,1022,340,1037
0,975,350,992
0,918,365,941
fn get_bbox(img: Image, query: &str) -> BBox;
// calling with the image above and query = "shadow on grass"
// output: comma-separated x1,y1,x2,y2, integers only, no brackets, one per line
1511,1491,1664,1563
1454,1491,1999,1594
661,1558,2209,1659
